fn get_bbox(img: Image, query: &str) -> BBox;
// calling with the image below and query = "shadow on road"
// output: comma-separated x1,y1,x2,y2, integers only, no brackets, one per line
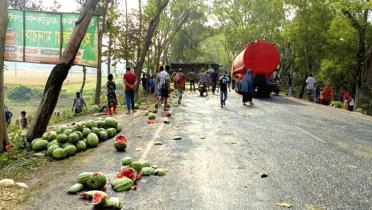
255,95,307,106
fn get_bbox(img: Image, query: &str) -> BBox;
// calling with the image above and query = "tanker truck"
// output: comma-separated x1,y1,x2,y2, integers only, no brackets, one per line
231,40,280,97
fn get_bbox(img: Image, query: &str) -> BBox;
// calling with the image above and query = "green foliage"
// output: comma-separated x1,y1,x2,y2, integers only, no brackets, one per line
355,108,367,115
330,101,343,108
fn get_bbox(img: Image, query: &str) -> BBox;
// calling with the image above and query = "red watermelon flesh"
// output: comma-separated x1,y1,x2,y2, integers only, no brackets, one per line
115,135,127,142
92,192,107,206
117,168,137,181
6,144,15,151
137,171,143,180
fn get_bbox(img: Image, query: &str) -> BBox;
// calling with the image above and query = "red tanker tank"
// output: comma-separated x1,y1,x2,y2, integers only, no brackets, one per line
231,40,280,96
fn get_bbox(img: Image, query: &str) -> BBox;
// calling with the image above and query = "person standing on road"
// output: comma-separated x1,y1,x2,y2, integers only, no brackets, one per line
198,69,208,96
156,65,170,111
141,74,148,94
287,73,292,97
219,71,229,108
240,69,254,106
306,73,316,102
211,68,219,94
175,69,186,104
123,67,137,114
186,69,197,92
106,73,117,115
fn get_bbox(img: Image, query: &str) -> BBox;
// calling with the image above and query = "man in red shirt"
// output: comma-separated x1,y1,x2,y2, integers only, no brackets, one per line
123,67,137,114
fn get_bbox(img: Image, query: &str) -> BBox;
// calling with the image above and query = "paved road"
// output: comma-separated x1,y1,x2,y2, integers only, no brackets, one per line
20,91,372,210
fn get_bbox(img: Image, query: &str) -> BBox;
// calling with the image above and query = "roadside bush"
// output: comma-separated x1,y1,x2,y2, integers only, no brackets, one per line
356,108,367,115
330,101,343,108
7,86,32,101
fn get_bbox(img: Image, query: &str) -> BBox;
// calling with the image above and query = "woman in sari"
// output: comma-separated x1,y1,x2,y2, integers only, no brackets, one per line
322,84,333,106
240,69,254,106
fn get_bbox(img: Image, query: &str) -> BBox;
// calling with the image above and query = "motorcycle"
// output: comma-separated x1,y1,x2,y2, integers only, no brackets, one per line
199,82,207,97
273,81,281,96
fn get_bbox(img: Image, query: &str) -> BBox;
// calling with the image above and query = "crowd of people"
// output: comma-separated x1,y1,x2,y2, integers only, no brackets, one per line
305,74,355,111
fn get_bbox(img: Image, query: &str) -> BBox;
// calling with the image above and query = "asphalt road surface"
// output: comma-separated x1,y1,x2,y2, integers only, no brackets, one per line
20,90,372,210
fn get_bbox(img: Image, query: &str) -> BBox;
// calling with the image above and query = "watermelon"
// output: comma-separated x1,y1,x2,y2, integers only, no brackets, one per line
91,121,97,128
56,125,68,134
121,157,133,165
91,127,100,135
99,131,108,141
87,172,107,190
106,128,116,138
64,145,77,156
47,140,59,148
96,120,105,128
114,140,127,151
106,197,123,209
92,192,108,207
31,138,43,147
140,160,151,168
76,141,87,152
128,162,143,173
104,117,118,128
32,139,49,152
85,121,92,129
77,172,93,185
47,131,57,141
99,128,106,132
134,104,140,109
116,168,137,181
73,122,84,132
116,124,122,133
56,134,68,144
81,191,107,200
151,108,158,113
83,138,88,143
73,131,83,140
148,113,157,120
142,167,156,176
42,132,50,140
111,177,133,192
82,128,91,137
63,129,73,136
52,148,67,159
155,168,167,176
68,183,84,194
86,133,99,148
47,145,60,156
67,133,79,144
62,143,73,148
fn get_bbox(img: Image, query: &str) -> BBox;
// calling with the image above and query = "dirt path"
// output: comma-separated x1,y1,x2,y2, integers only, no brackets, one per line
15,95,180,210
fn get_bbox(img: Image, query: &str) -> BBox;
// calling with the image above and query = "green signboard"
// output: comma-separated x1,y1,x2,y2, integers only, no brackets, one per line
5,10,99,67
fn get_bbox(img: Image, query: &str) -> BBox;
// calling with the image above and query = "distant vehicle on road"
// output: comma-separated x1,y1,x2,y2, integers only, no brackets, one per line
232,40,280,97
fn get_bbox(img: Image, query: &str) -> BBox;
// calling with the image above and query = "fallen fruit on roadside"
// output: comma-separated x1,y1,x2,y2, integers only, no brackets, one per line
116,168,137,181
121,157,133,165
142,167,156,176
68,183,84,194
77,172,93,185
112,177,134,192
106,197,123,209
81,191,107,200
87,172,107,190
92,192,108,207
155,168,167,176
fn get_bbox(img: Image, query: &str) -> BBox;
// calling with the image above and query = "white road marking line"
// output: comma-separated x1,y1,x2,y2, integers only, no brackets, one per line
296,126,327,143
139,115,167,161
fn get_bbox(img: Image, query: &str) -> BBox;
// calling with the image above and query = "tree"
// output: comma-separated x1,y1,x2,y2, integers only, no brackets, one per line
26,0,99,141
341,0,371,111
0,0,10,152
9,0,45,10
134,0,170,94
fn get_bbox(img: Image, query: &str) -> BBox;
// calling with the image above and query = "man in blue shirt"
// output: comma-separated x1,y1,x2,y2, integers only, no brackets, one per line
4,106,12,127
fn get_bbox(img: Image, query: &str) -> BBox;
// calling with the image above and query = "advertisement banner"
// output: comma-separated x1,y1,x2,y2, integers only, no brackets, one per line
4,10,99,67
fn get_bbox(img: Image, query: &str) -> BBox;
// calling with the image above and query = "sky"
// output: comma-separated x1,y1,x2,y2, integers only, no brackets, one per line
42,0,146,13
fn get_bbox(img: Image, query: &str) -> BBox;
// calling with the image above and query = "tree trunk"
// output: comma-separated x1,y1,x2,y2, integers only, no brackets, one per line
134,0,170,95
0,0,9,152
125,0,129,66
356,45,372,113
107,32,112,76
26,0,98,141
136,0,142,67
80,66,87,95
94,0,111,105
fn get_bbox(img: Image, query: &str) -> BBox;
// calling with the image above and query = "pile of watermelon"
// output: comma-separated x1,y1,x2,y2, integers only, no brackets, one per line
31,117,122,160
67,172,123,209
112,157,167,192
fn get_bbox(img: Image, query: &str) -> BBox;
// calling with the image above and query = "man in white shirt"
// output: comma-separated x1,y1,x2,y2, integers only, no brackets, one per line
306,73,316,101
156,65,170,111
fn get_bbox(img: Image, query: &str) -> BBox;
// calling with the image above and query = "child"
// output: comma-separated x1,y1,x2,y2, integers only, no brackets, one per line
20,111,28,129
72,92,87,114
348,96,355,111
